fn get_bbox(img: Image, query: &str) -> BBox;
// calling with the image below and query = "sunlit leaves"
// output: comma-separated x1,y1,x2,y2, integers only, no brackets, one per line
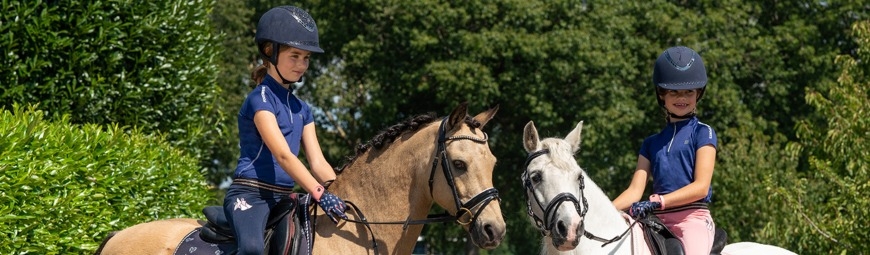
0,104,213,254
774,20,870,254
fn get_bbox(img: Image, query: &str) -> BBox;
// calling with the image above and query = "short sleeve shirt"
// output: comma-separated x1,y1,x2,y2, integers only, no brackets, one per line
639,117,717,203
233,75,314,188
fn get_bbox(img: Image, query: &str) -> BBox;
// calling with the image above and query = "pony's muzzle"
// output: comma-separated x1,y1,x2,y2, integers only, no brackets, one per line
471,218,506,249
551,214,582,251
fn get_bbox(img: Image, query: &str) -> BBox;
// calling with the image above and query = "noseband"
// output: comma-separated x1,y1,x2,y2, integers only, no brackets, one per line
340,117,500,254
522,149,630,247
428,117,501,230
522,149,588,237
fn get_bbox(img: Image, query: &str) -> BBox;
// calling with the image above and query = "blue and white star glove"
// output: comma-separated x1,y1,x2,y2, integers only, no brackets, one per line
316,190,347,224
629,201,661,219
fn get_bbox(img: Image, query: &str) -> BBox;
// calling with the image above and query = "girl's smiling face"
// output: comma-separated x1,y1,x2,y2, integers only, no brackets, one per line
660,89,698,118
270,46,311,83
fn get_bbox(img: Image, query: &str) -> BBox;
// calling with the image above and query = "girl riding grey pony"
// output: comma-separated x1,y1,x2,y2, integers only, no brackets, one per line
612,46,718,255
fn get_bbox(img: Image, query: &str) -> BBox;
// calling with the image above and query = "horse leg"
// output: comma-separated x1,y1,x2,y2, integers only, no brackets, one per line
96,218,201,255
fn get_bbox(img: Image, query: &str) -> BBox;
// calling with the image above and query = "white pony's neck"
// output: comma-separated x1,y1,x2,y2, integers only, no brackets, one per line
542,171,644,255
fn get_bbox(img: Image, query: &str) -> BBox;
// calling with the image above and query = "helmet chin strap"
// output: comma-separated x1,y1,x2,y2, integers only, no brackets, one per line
275,68,298,85
668,111,695,119
659,92,703,121
270,42,299,85
665,109,696,121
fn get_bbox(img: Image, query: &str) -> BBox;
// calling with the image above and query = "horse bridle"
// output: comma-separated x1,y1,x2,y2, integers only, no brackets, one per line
339,117,501,254
523,149,631,247
426,117,501,229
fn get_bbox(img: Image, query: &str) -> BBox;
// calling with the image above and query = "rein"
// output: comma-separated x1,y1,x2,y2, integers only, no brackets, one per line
523,149,632,247
335,117,501,254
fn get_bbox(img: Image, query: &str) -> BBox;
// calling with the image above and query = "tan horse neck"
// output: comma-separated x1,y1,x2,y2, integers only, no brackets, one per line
313,121,441,254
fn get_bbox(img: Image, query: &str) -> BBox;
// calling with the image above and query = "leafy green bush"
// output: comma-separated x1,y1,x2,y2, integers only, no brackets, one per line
0,0,231,185
0,104,214,254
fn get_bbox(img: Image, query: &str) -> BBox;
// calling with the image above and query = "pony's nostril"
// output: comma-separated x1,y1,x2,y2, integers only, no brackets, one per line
556,220,568,236
484,223,504,242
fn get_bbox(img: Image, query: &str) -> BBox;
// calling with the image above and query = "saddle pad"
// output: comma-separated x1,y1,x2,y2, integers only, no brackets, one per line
174,227,237,255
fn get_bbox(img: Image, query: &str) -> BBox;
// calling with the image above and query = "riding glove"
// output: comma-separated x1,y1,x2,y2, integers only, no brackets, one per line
317,190,348,223
629,201,661,218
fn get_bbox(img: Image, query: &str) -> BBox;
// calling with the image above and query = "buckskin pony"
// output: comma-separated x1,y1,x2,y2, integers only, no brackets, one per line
95,103,506,254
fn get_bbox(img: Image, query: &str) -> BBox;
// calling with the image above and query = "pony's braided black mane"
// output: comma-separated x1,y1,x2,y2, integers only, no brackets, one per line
336,112,482,173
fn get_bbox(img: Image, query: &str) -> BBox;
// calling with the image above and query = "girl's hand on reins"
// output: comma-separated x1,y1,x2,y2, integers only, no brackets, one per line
629,201,661,219
317,190,348,223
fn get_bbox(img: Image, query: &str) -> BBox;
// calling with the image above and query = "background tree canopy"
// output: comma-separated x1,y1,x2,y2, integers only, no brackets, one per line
1,0,867,254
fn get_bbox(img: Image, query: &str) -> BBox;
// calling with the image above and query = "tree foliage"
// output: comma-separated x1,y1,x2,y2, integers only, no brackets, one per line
773,20,870,254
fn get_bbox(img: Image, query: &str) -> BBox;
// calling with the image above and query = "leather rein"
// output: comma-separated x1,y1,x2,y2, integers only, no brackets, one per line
523,149,632,247
338,117,501,254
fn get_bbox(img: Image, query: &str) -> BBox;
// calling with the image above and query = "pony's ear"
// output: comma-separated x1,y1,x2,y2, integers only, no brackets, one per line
446,102,470,131
564,121,584,154
472,104,499,129
523,121,540,153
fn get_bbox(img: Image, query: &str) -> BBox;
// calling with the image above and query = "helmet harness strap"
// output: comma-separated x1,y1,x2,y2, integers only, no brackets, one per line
269,42,299,85
666,111,696,121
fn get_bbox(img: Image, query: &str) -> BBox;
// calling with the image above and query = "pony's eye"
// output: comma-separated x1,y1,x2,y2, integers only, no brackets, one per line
452,160,467,170
530,172,542,184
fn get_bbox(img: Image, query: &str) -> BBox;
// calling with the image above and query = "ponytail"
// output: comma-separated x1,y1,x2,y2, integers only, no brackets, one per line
250,61,270,88
250,42,277,88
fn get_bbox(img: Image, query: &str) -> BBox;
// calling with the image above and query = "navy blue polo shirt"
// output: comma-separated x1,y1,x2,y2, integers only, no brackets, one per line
233,75,314,188
639,117,717,203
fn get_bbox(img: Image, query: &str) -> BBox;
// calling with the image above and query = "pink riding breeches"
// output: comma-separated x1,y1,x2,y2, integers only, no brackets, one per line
656,208,714,255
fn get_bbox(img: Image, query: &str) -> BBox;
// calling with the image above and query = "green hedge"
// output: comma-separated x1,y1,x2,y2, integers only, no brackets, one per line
0,0,231,185
0,104,214,254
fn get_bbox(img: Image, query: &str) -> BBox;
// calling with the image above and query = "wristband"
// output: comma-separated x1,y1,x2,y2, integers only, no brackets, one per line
311,185,325,201
650,194,666,210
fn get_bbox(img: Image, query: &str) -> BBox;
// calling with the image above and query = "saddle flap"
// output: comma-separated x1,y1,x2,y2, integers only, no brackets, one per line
200,225,235,243
640,214,684,255
203,206,233,233
711,228,728,255
267,194,298,227
201,206,235,243
197,194,313,254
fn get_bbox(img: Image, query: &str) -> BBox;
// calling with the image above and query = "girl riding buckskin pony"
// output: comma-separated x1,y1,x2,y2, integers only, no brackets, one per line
225,5,347,254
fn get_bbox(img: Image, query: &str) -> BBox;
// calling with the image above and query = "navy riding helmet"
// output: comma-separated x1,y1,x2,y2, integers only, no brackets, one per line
255,6,324,65
652,46,707,107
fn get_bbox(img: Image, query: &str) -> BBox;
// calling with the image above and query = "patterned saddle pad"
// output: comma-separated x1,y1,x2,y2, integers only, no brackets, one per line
174,227,236,255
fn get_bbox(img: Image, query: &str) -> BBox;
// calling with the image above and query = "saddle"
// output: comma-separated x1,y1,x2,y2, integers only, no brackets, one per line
639,214,727,255
198,193,315,255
